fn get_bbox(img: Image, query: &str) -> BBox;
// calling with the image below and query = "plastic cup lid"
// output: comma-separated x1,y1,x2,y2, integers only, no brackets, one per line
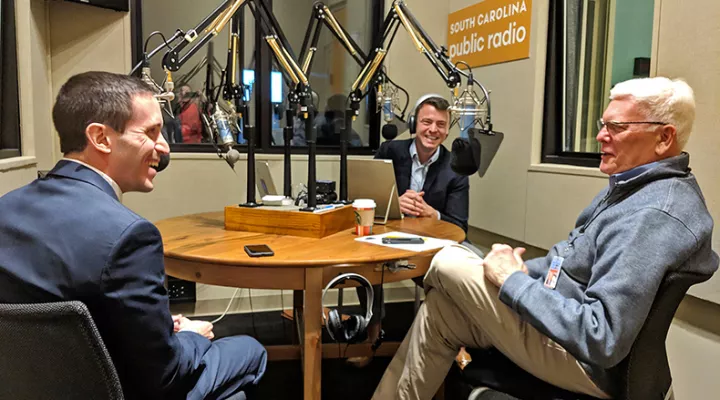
352,199,376,209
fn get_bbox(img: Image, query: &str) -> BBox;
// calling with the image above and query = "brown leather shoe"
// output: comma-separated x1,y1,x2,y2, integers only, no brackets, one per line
346,355,373,368
456,346,472,370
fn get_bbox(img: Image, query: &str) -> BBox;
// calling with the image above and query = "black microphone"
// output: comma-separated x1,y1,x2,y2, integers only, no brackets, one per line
381,123,398,140
152,153,171,172
450,134,481,176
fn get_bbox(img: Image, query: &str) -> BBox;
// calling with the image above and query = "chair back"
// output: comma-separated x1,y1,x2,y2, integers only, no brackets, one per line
610,270,711,399
448,270,712,400
0,301,124,400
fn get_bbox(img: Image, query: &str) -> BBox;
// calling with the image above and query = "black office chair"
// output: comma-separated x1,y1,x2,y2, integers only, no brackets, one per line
444,270,711,400
0,301,124,400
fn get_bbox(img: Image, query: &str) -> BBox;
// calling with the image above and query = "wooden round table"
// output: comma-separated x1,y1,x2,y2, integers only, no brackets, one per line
156,211,465,400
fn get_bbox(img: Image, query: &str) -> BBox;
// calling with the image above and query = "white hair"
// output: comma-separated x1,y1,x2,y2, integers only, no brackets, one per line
609,77,695,149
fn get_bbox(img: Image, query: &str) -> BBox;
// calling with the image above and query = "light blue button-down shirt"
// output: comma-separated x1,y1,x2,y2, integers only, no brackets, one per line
409,141,442,220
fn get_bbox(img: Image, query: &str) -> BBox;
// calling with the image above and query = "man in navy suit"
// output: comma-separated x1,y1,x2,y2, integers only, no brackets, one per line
0,71,266,399
352,95,469,365
375,95,469,232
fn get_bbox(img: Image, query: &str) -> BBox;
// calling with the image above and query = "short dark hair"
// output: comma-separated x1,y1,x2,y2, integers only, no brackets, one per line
52,71,154,153
414,96,450,121
325,94,347,113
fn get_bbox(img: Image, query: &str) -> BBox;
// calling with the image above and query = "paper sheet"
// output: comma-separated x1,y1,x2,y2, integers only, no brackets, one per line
354,231,456,252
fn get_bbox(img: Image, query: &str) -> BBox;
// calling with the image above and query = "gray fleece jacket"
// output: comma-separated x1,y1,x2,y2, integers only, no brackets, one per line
499,153,718,397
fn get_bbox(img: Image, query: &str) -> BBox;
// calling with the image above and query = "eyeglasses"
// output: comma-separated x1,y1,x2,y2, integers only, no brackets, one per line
596,119,667,134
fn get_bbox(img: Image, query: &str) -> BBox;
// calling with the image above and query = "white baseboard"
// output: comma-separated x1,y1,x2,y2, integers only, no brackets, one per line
170,281,423,317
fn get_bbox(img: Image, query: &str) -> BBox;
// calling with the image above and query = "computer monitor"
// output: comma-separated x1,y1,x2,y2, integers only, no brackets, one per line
255,161,278,197
347,159,403,224
242,69,283,103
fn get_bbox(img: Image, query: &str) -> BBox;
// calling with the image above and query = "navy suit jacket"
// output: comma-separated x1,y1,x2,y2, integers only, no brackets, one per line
375,138,469,232
0,160,208,399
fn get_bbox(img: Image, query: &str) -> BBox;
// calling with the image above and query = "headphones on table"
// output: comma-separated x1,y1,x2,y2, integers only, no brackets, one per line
407,93,446,135
322,273,374,344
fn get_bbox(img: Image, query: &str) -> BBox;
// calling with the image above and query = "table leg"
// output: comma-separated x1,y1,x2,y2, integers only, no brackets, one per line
294,290,304,346
304,268,323,400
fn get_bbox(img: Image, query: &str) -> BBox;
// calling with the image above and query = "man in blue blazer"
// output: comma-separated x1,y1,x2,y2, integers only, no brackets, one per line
352,95,469,365
0,71,266,399
374,95,469,232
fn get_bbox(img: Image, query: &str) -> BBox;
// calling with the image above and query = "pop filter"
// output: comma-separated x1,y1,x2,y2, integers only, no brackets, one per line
470,128,504,177
380,116,408,141
450,135,481,176
381,124,398,140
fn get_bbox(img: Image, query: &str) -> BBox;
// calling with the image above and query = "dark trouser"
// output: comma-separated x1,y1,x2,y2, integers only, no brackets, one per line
185,335,268,400
357,240,485,326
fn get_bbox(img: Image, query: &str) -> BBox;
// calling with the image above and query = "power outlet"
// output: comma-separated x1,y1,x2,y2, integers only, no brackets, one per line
167,277,196,303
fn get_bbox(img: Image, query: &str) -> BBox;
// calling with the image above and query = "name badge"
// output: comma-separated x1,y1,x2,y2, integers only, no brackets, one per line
544,256,564,289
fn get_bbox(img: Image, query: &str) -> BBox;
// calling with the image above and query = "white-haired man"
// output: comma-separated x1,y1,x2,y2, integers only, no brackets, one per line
372,77,719,399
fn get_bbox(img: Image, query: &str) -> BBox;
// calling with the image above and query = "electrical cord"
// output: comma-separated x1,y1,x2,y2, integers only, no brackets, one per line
454,60,471,71
371,264,386,355
143,31,174,56
211,288,241,324
213,71,227,104
382,72,410,119
249,289,259,338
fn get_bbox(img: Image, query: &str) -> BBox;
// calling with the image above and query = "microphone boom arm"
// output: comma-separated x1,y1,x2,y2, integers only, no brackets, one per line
162,0,246,73
299,2,410,120
299,2,367,75
347,0,492,130
132,0,320,208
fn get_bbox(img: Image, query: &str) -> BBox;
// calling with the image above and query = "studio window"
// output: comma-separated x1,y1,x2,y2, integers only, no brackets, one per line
133,0,383,155
0,0,21,160
542,0,654,167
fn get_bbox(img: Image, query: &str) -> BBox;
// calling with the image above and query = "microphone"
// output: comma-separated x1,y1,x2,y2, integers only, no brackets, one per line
382,96,395,123
225,148,241,169
139,64,175,114
381,94,398,140
447,67,490,176
212,104,236,149
151,153,171,172
449,68,488,133
210,103,242,169
379,85,406,141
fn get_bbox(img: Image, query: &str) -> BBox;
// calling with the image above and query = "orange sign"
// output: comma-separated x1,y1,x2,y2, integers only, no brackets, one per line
447,0,532,68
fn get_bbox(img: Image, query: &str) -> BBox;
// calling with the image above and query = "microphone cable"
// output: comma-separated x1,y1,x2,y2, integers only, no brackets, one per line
143,31,175,56
381,72,410,120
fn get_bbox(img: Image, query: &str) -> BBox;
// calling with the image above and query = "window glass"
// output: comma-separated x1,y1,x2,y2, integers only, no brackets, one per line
543,0,654,164
0,0,21,160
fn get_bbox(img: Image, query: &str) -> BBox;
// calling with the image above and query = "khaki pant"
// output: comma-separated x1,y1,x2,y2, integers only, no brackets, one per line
372,245,609,400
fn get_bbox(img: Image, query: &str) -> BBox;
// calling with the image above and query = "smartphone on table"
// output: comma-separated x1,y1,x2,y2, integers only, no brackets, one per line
382,237,425,245
244,244,274,257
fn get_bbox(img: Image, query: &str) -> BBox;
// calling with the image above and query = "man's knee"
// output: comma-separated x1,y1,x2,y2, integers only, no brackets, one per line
216,335,267,381
428,245,481,283
239,336,267,372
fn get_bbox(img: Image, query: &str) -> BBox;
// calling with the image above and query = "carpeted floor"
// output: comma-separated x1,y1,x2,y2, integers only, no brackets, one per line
195,302,418,399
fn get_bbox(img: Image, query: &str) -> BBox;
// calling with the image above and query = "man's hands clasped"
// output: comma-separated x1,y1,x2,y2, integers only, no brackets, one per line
482,244,529,287
399,190,438,219
173,314,215,340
